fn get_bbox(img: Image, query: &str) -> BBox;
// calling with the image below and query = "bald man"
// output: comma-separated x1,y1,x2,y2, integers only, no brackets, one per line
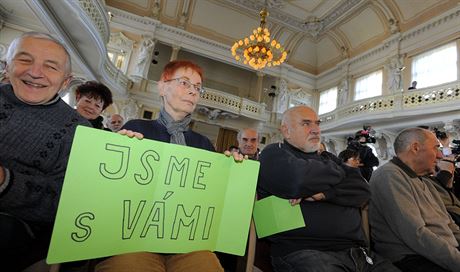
257,105,398,272
370,128,460,272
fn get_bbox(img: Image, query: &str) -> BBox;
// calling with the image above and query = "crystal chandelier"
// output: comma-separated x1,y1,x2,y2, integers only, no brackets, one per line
231,7,287,70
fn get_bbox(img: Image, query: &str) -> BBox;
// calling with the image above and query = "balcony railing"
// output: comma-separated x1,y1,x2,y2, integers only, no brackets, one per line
145,81,269,121
320,81,460,127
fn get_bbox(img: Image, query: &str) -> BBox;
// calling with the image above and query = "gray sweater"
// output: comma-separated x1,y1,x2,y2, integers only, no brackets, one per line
0,84,89,224
369,157,460,271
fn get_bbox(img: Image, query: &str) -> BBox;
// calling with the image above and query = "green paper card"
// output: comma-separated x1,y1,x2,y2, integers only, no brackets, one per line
47,126,259,264
253,196,306,238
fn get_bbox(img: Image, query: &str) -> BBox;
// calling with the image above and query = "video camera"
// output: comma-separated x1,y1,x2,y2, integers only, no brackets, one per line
354,126,376,144
347,126,376,151
433,128,448,141
452,140,460,158
433,128,460,158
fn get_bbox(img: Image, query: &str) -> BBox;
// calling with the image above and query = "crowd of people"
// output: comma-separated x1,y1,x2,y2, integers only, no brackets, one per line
1,31,460,272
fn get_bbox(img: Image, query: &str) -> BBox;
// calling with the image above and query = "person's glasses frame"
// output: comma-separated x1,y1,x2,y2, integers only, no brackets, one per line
163,77,206,94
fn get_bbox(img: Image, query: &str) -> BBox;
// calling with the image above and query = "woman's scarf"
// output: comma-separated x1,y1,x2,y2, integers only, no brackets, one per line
157,108,191,146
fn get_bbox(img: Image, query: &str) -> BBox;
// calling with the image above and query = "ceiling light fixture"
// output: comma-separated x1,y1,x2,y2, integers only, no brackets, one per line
231,7,287,70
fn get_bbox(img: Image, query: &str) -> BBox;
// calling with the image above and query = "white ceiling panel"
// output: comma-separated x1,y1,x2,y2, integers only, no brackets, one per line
191,0,259,39
292,38,317,66
163,0,179,18
339,8,384,48
317,36,339,66
127,0,149,9
394,0,440,21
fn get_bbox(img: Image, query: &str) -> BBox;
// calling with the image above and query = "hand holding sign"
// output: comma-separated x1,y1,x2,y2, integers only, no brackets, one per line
118,129,144,139
47,126,259,264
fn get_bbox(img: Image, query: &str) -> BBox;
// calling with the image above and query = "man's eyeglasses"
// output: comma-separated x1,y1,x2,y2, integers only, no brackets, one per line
163,78,205,94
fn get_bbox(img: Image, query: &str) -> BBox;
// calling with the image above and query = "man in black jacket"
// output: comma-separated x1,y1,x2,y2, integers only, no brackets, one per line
348,130,380,181
257,105,398,272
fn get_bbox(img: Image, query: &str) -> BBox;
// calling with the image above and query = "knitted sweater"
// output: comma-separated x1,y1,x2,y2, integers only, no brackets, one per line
257,141,370,257
369,157,460,271
0,84,90,224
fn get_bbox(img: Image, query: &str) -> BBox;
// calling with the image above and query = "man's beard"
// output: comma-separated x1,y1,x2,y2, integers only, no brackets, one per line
304,142,321,153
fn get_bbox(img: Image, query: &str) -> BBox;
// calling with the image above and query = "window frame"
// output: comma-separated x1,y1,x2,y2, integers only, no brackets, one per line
318,86,338,115
410,41,457,89
354,70,383,101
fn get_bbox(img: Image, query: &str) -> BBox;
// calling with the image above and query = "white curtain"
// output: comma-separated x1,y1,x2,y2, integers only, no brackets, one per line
354,70,382,101
412,42,457,88
318,87,337,114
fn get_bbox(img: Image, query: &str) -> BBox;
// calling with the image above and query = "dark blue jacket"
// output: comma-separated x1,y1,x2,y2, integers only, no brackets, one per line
258,141,370,257
122,119,215,151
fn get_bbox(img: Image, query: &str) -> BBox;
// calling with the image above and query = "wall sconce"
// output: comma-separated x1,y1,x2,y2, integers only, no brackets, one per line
268,85,278,97
151,50,160,64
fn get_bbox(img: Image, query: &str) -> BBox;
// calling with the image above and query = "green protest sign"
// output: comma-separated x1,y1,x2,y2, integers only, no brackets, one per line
47,126,259,264
253,196,305,238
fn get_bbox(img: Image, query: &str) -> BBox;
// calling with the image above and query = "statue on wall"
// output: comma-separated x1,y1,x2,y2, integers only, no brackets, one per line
338,78,349,106
178,12,188,29
387,55,403,93
276,79,289,113
151,1,161,20
340,46,349,58
121,98,140,121
133,37,155,78
388,18,400,34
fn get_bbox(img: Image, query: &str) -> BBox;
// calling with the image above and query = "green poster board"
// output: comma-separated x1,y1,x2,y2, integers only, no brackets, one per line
253,196,305,238
47,126,259,264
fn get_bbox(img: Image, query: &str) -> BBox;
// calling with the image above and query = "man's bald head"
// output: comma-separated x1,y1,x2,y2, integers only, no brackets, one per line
281,106,321,153
393,127,442,176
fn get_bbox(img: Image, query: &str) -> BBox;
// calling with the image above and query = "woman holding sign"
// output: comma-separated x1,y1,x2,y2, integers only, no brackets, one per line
95,60,223,272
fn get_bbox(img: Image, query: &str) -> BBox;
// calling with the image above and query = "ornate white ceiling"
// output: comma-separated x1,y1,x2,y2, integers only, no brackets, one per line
105,0,458,75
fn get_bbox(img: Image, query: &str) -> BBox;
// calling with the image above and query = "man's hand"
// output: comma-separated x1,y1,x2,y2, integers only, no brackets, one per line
305,192,326,202
224,150,246,162
289,198,302,206
118,129,144,139
289,192,326,206
438,157,455,174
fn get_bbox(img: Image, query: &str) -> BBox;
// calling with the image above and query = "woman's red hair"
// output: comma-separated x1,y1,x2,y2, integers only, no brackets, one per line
160,60,204,82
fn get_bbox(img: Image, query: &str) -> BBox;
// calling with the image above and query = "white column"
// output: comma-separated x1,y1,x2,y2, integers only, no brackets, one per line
256,72,264,102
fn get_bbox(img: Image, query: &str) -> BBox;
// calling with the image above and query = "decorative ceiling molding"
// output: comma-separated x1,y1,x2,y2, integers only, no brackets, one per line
109,32,135,49
400,6,460,42
108,6,316,88
323,6,460,79
222,0,364,38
